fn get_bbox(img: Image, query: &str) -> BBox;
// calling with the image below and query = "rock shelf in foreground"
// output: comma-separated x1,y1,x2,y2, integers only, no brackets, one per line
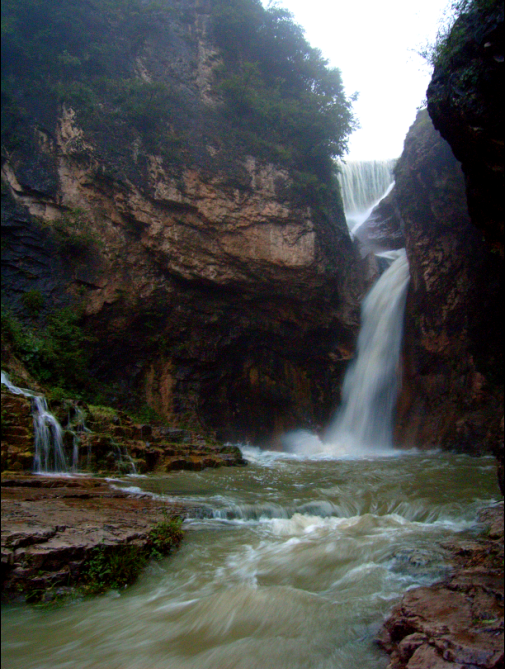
379,503,504,669
1,475,187,603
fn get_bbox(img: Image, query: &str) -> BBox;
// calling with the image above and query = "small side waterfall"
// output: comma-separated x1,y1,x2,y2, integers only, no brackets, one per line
1,371,68,473
284,249,410,457
338,160,396,235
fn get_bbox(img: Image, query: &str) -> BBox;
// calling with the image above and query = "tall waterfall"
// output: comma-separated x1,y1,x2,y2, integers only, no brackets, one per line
1,370,68,473
338,160,396,234
325,250,410,451
284,249,410,457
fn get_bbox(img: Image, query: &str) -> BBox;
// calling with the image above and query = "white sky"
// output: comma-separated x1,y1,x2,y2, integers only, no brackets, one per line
267,0,452,160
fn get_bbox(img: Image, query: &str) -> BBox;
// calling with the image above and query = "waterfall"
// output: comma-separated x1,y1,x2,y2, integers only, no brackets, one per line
1,371,68,473
325,249,410,451
283,249,410,457
338,160,396,235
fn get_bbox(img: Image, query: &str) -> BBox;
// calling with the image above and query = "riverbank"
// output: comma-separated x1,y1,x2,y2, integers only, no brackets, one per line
1,474,187,604
379,502,504,669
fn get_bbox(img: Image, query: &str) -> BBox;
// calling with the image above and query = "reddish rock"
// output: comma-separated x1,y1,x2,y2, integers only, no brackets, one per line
1,475,186,602
380,503,504,669
393,110,503,455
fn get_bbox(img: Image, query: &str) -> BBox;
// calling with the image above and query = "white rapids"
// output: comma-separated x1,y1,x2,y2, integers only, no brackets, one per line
2,449,500,669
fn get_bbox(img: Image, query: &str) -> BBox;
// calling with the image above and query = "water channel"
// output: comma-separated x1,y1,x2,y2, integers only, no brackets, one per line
2,447,500,669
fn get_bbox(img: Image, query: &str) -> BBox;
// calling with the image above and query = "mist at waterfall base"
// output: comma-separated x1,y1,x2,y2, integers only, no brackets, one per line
283,249,410,459
338,160,396,235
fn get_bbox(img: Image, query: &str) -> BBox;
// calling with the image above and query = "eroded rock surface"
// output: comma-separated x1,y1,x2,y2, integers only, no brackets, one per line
1,0,365,445
380,503,504,669
393,110,503,453
1,475,186,602
1,388,247,474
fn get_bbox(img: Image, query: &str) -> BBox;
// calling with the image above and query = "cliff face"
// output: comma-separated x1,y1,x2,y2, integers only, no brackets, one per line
1,0,363,443
427,0,504,254
394,110,502,453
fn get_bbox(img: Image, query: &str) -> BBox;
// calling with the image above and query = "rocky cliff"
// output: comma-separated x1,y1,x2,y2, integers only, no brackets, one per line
427,0,504,255
393,109,502,454
1,0,363,444
393,0,504,455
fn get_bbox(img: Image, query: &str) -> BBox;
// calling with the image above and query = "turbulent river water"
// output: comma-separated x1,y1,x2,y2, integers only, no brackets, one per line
2,447,500,669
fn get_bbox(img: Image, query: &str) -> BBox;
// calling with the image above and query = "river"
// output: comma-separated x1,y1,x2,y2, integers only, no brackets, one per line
2,447,500,669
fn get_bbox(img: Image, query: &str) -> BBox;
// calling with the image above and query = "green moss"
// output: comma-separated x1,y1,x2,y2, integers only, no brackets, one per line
82,515,183,595
129,404,167,425
87,405,118,421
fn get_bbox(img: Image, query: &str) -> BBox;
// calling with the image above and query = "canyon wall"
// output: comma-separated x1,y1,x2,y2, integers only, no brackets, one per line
1,0,364,444
427,0,503,254
393,112,502,453
396,0,503,454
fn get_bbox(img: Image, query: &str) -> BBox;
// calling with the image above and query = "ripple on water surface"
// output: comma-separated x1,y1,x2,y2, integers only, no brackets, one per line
1,450,500,669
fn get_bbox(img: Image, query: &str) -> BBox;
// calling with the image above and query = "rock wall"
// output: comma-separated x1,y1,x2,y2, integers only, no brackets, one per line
427,0,504,254
394,110,503,453
1,0,365,444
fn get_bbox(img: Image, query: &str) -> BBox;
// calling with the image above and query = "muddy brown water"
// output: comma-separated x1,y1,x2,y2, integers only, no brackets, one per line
1,447,501,669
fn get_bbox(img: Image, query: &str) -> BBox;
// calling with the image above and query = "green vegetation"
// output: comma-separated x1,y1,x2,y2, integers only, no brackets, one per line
1,0,183,160
82,515,183,594
2,0,356,210
129,403,167,425
21,290,44,317
418,0,500,69
46,208,101,254
1,303,94,395
210,0,356,206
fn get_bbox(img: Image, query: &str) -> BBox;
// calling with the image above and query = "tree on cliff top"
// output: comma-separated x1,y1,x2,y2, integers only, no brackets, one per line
211,0,357,186
1,0,356,210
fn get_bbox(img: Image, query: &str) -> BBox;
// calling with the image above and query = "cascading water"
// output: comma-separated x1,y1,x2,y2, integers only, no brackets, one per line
326,249,410,450
3,451,500,669
338,160,396,234
284,249,410,457
1,371,68,473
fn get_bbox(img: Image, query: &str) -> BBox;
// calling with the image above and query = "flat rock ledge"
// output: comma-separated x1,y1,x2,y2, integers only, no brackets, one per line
379,503,504,669
1,474,187,603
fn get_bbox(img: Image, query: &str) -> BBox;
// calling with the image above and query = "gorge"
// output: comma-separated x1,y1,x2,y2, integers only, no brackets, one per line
1,0,503,668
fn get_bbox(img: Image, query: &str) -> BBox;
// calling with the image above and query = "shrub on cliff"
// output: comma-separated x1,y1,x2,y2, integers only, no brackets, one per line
1,0,356,209
419,0,501,70
1,304,94,395
211,0,357,190
1,0,182,158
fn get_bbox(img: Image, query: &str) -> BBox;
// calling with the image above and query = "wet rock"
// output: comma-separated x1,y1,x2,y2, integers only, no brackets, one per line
427,0,504,253
1,475,186,602
0,0,368,445
380,503,504,669
393,110,503,454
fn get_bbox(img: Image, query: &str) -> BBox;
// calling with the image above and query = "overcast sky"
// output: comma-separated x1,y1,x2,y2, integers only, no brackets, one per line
266,0,451,161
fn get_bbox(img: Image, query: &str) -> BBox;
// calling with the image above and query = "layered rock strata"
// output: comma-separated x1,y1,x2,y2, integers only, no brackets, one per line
1,475,186,603
1,389,247,474
1,0,364,445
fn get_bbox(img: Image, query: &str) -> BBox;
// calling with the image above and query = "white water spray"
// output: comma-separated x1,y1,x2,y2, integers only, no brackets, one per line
338,160,395,235
1,371,68,473
284,250,410,457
